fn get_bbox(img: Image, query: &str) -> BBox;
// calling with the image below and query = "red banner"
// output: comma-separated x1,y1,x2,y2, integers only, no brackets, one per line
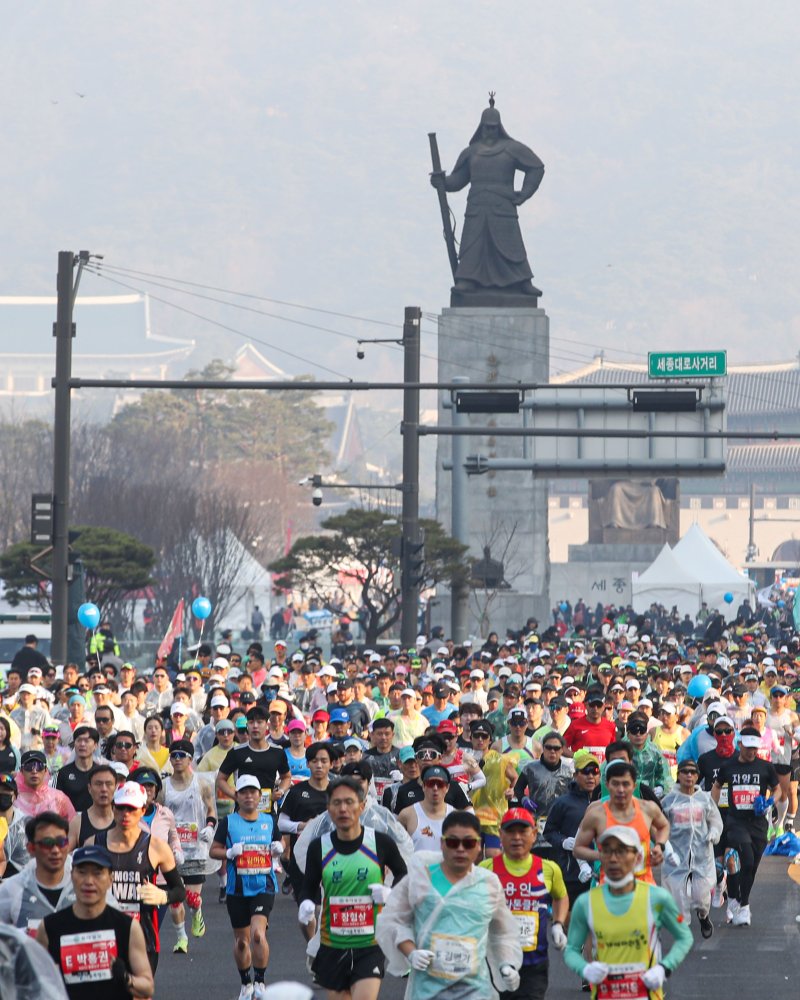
157,598,184,660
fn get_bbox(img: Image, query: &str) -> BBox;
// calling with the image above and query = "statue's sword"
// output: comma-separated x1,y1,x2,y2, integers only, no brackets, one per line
428,132,460,281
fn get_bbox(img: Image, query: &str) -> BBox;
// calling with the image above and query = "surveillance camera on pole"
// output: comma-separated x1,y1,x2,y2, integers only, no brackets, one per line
311,488,323,507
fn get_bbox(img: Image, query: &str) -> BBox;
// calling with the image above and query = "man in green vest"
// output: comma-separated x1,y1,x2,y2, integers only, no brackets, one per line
298,775,407,1000
564,825,693,1000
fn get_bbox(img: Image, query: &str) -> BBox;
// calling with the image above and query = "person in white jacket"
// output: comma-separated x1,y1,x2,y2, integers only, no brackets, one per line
375,809,522,999
660,758,723,938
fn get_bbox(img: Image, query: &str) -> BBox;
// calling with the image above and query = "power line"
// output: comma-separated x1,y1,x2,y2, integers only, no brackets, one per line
84,267,355,381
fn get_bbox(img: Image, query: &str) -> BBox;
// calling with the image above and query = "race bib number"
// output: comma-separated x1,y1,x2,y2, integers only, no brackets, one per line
513,910,540,951
718,786,729,808
663,750,678,770
585,745,607,763
429,932,478,980
115,900,141,921
236,845,272,875
732,784,759,810
329,896,374,936
756,748,771,762
598,963,647,1000
259,788,272,813
26,919,41,939
60,929,118,984
177,823,198,845
373,776,391,798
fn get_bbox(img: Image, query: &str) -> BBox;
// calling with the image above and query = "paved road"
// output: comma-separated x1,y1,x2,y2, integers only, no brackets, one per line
156,858,800,999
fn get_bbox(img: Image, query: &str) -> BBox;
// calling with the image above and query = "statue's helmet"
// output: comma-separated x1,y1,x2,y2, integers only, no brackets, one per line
470,97,511,144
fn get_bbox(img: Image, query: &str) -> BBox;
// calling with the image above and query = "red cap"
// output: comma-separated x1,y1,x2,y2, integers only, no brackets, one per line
500,807,536,829
437,718,458,734
311,710,330,723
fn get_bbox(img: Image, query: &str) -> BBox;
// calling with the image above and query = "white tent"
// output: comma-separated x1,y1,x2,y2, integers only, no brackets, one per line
672,523,755,611
631,543,703,617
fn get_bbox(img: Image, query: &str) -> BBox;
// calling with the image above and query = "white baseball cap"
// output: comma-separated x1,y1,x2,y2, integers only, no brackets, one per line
170,702,190,716
210,696,229,708
113,781,147,809
235,774,261,792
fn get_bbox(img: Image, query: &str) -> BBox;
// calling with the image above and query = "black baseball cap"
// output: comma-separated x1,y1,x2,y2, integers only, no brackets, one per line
21,750,47,767
421,764,451,784
73,845,114,869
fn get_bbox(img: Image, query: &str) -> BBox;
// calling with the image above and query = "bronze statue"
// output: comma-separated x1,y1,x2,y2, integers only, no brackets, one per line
430,94,545,305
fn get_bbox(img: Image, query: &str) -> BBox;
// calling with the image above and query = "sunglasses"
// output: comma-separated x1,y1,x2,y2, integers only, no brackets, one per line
169,751,191,759
627,725,648,735
509,718,527,726
22,761,46,772
424,780,448,790
35,835,69,849
443,835,480,850
471,732,490,739
416,749,439,761
578,766,600,775
715,728,734,736
543,744,563,752
115,742,135,751
114,804,140,812
678,769,699,776
440,732,457,740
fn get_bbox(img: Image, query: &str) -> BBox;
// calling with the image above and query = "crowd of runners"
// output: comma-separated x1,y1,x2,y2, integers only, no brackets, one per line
1,611,799,1000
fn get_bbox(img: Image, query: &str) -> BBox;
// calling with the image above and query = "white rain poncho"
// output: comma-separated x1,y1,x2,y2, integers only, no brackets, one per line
292,799,414,874
0,922,69,1000
375,850,523,1000
660,787,723,919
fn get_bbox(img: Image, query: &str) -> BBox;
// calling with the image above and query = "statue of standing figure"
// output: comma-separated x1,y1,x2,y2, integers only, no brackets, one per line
430,94,545,304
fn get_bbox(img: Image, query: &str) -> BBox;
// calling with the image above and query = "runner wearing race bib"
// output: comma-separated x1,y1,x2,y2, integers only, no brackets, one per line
162,739,217,951
564,826,692,1000
38,844,154,1000
298,774,407,999
481,807,569,1000
210,773,283,1000
712,726,780,927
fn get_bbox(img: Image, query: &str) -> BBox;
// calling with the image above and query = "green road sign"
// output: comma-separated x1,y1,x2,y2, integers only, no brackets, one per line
648,350,727,379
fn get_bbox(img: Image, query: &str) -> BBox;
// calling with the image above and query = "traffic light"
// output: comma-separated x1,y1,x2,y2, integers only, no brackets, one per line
403,537,426,588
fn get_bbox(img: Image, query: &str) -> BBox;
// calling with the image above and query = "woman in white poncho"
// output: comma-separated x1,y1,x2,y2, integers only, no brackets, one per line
375,811,522,999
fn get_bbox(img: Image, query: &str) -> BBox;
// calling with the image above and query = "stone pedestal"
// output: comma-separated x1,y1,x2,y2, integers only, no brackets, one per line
435,307,550,637
549,542,664,609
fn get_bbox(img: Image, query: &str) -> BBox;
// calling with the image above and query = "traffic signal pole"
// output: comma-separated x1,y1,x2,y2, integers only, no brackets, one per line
400,306,421,647
51,250,90,664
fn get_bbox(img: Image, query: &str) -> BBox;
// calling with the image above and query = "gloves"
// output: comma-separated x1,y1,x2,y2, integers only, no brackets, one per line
110,958,132,994
562,836,576,852
653,786,664,799
408,949,435,971
500,965,521,992
551,922,568,950
174,849,185,867
369,882,391,905
137,882,168,906
298,899,316,925
642,965,666,990
389,770,403,782
226,843,244,860
198,825,215,846
583,961,609,985
578,860,593,883
270,840,284,858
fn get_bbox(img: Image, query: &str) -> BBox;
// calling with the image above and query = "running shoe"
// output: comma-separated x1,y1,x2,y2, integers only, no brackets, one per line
191,908,206,937
252,984,268,1000
726,898,740,924
697,912,713,938
732,904,751,926
173,935,188,954
218,885,226,904
237,985,254,1000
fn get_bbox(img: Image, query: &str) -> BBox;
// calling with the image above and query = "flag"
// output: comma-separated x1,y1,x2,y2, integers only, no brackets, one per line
158,599,184,661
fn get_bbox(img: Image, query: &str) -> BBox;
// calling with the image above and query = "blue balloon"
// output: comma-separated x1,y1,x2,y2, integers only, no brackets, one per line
559,602,569,612
687,673,712,699
723,592,734,604
77,602,100,629
191,596,212,620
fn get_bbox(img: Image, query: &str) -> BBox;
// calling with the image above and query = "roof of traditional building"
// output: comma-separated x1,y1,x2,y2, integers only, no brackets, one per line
553,356,800,418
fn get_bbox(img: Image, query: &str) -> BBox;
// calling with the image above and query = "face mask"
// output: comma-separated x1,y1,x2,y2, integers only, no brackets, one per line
0,793,14,811
604,871,635,889
715,732,735,757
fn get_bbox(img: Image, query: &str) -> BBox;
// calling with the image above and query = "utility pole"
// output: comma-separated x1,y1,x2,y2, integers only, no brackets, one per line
400,306,421,647
450,377,470,641
51,250,89,664
746,481,757,562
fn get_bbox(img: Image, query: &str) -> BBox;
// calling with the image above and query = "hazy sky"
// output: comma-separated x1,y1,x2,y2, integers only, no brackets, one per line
3,2,799,392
